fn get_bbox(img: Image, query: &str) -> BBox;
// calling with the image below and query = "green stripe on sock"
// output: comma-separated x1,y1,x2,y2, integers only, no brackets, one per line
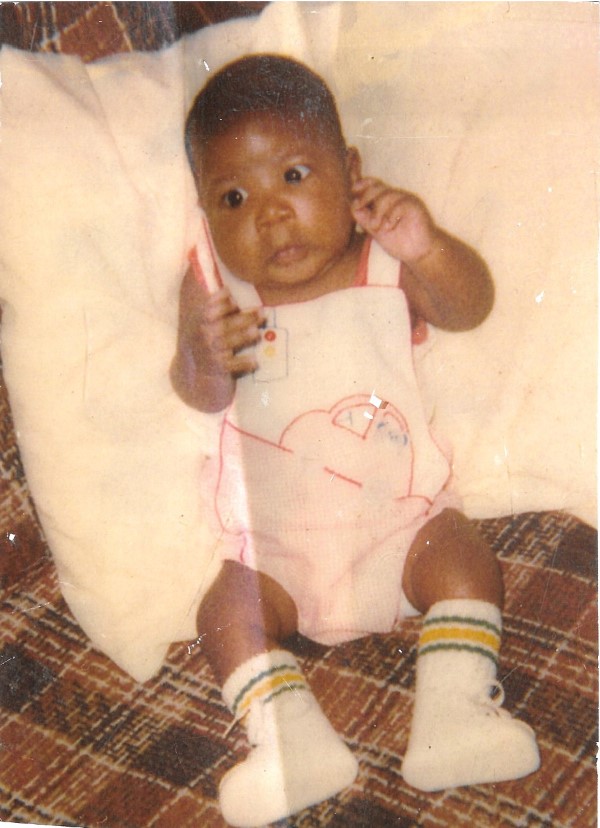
422,614,501,637
264,682,309,707
419,641,499,665
232,662,299,716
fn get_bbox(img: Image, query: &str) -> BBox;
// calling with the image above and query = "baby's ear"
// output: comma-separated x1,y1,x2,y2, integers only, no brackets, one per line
345,146,362,185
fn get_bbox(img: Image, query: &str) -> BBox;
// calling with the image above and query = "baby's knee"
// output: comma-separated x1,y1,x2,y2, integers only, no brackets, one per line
403,509,503,611
197,561,298,640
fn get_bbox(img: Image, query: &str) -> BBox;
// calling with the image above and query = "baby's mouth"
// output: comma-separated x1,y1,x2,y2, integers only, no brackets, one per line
269,244,309,267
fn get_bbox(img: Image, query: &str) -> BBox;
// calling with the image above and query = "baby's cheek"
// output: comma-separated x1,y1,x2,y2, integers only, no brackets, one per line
226,230,262,283
213,223,245,265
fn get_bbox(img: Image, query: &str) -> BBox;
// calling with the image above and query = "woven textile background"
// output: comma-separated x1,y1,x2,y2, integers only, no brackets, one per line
0,1,268,60
1,507,597,827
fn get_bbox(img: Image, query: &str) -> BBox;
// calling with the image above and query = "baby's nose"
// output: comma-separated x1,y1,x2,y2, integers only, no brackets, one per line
256,195,293,229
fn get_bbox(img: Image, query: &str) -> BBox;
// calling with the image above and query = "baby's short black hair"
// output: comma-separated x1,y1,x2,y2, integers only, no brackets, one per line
185,54,346,172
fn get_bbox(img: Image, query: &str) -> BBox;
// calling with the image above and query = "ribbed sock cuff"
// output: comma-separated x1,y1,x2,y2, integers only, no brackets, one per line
419,599,502,665
222,649,308,721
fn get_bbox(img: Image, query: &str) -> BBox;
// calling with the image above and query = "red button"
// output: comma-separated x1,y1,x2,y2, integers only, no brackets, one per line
265,329,277,342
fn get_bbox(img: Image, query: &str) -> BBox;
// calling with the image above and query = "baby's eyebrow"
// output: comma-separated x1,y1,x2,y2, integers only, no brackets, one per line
284,156,312,167
206,173,240,188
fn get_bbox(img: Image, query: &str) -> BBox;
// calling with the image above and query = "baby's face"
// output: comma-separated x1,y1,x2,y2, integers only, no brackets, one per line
194,112,361,304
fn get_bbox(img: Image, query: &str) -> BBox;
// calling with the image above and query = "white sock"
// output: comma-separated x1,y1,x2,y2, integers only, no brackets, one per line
219,649,358,827
222,648,309,723
401,599,540,791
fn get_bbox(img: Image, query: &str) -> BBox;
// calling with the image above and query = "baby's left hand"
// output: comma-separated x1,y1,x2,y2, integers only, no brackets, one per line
351,178,437,264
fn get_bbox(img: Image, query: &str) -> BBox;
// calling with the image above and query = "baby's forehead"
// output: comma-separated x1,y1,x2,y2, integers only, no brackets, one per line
201,111,337,164
216,109,320,142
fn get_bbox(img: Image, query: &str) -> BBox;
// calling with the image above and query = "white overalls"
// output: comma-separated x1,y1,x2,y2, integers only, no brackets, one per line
201,239,458,643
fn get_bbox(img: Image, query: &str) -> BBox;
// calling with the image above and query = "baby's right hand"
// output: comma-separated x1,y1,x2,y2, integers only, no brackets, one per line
195,287,266,378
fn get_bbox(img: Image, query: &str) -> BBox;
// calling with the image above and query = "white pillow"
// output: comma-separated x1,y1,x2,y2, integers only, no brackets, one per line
0,2,595,681
333,2,597,524
0,2,342,681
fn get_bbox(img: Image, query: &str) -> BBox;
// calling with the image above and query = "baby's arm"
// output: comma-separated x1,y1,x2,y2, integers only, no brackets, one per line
352,178,494,331
170,265,264,412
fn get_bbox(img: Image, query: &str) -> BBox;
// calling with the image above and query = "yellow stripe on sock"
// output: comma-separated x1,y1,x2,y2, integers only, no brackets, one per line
237,671,307,718
419,625,500,653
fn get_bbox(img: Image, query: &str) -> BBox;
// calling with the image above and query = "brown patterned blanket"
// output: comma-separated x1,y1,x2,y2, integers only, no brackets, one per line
1,494,597,827
0,4,597,827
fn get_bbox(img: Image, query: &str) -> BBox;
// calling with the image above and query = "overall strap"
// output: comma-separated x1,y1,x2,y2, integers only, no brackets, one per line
364,237,403,287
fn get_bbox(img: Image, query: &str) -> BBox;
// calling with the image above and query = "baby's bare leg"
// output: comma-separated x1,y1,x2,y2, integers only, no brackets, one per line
197,561,358,826
196,560,298,684
400,508,539,791
401,507,503,613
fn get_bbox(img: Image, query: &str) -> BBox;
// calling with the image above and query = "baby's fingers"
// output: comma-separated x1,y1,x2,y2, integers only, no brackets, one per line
203,287,241,322
201,306,264,377
220,309,264,353
351,178,388,211
223,351,259,377
352,181,403,229
369,194,408,232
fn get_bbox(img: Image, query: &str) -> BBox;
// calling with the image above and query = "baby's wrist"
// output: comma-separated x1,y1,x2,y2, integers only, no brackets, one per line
402,228,446,269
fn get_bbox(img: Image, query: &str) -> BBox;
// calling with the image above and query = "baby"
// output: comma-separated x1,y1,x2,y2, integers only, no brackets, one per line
171,54,539,827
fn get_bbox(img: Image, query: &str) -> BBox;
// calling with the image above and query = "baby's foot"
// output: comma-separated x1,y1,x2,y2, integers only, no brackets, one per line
402,681,540,791
219,689,358,827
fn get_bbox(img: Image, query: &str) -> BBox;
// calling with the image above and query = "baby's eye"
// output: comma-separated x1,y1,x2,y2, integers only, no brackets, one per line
222,188,248,209
284,165,310,184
